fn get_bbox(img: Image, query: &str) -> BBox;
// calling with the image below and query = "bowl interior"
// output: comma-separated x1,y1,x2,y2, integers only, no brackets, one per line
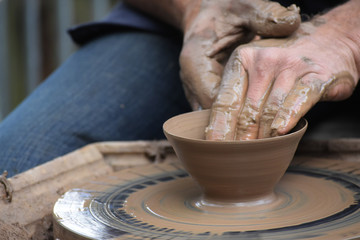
164,109,307,143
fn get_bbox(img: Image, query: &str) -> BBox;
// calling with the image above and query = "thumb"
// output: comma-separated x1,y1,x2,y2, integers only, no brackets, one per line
249,1,301,37
180,36,224,109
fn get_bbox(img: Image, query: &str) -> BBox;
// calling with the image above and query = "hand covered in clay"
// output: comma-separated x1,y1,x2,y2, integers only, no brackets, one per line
206,1,360,141
179,0,300,110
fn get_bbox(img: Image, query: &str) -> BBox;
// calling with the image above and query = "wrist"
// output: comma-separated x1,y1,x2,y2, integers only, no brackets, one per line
178,0,202,32
316,0,360,75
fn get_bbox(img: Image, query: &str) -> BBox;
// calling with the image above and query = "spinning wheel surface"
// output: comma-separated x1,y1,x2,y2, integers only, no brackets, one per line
53,158,360,240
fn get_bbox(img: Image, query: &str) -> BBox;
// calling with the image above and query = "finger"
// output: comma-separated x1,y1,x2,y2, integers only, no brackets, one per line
205,54,248,141
235,60,275,140
271,74,324,135
258,70,299,138
320,71,356,101
248,0,300,37
272,71,357,135
206,28,255,60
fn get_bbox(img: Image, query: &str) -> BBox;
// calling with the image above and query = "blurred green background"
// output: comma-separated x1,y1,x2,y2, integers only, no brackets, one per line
0,0,118,121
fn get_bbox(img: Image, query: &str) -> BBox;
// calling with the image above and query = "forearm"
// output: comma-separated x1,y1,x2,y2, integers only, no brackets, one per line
123,0,200,30
315,0,360,73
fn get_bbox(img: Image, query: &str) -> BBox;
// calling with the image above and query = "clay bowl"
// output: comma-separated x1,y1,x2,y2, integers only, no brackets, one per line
163,109,307,206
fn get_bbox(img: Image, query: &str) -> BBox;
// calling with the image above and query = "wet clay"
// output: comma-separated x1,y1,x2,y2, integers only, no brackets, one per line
163,110,307,204
179,0,300,109
248,3,300,37
124,171,353,231
270,71,355,133
205,25,357,141
53,159,360,239
203,37,296,141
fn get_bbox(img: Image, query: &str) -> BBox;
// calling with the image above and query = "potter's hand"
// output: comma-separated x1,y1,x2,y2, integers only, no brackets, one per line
179,0,300,110
123,0,299,109
206,0,360,140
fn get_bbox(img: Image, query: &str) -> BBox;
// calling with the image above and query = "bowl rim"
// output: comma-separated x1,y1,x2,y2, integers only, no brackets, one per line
163,110,308,144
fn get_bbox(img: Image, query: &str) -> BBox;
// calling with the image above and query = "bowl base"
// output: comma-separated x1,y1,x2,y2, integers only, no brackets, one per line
196,192,277,208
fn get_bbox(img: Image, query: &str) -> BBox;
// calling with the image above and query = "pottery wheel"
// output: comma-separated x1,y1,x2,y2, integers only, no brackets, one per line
53,158,360,240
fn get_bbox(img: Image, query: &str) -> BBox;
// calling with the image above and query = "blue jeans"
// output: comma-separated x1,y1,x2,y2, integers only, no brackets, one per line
0,31,191,176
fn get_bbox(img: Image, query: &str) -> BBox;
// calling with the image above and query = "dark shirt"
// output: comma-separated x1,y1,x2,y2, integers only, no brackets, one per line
68,0,347,45
277,0,346,17
68,2,179,45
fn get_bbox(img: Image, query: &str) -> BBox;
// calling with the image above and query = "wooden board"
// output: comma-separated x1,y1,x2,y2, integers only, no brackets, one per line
0,141,174,239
